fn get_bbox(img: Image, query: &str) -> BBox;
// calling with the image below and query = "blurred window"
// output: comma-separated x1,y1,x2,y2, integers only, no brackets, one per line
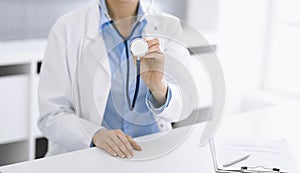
265,0,300,97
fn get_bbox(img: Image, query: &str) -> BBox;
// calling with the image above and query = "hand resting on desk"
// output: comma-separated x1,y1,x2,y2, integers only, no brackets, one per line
92,129,142,159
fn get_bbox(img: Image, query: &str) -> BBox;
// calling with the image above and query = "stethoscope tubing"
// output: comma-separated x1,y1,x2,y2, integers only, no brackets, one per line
110,21,143,111
98,1,149,111
131,59,141,110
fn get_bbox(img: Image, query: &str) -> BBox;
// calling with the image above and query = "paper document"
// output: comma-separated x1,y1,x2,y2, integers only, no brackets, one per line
213,139,298,173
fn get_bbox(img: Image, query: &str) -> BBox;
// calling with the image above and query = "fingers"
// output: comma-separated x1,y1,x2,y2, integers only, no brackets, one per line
147,38,160,48
114,130,134,156
117,134,134,156
146,45,162,55
93,129,142,159
114,129,124,136
146,38,161,55
141,52,164,61
108,132,132,159
93,130,120,157
102,142,117,157
126,135,143,151
115,130,142,151
143,38,162,59
105,135,127,158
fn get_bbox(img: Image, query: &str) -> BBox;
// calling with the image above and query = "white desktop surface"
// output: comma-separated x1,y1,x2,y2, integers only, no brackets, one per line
1,105,300,173
0,123,214,173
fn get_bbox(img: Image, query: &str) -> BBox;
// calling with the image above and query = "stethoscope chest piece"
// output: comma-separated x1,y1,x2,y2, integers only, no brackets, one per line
130,38,148,58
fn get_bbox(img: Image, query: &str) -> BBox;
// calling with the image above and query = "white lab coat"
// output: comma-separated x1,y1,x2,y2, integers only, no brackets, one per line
38,1,195,156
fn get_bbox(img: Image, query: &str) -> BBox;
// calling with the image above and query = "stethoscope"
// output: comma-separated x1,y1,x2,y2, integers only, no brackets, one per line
129,38,148,110
98,1,150,111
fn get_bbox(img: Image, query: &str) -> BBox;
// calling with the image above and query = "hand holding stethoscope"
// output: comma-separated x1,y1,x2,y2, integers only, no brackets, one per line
130,38,168,107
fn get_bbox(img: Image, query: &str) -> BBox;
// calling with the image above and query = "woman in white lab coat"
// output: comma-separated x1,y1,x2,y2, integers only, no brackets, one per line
38,0,193,158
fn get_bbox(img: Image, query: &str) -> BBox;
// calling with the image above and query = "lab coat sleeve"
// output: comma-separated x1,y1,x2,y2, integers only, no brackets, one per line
38,24,102,152
145,85,172,114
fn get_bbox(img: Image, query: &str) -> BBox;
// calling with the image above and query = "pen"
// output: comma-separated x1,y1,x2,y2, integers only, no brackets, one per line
223,154,251,167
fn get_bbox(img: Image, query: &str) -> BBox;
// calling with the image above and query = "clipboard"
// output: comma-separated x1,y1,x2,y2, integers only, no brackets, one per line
209,139,288,173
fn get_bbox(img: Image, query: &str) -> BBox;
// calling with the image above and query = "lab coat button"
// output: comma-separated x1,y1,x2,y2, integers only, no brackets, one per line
97,97,102,102
160,124,164,128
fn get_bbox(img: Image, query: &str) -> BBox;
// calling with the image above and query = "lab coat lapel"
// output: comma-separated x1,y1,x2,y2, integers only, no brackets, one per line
89,36,111,76
79,2,111,118
76,35,111,120
85,2,111,76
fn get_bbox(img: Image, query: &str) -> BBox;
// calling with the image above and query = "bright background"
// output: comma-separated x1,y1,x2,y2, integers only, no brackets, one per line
0,0,300,167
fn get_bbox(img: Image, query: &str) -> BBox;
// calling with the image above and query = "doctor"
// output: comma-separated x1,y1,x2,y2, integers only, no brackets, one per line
38,0,190,159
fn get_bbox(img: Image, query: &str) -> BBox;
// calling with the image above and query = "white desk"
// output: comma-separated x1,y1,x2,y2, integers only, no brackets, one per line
2,104,300,172
0,123,214,173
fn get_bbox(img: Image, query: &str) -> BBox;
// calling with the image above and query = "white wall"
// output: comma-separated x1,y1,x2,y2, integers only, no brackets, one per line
186,0,220,32
0,0,95,40
217,0,269,114
264,0,300,98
